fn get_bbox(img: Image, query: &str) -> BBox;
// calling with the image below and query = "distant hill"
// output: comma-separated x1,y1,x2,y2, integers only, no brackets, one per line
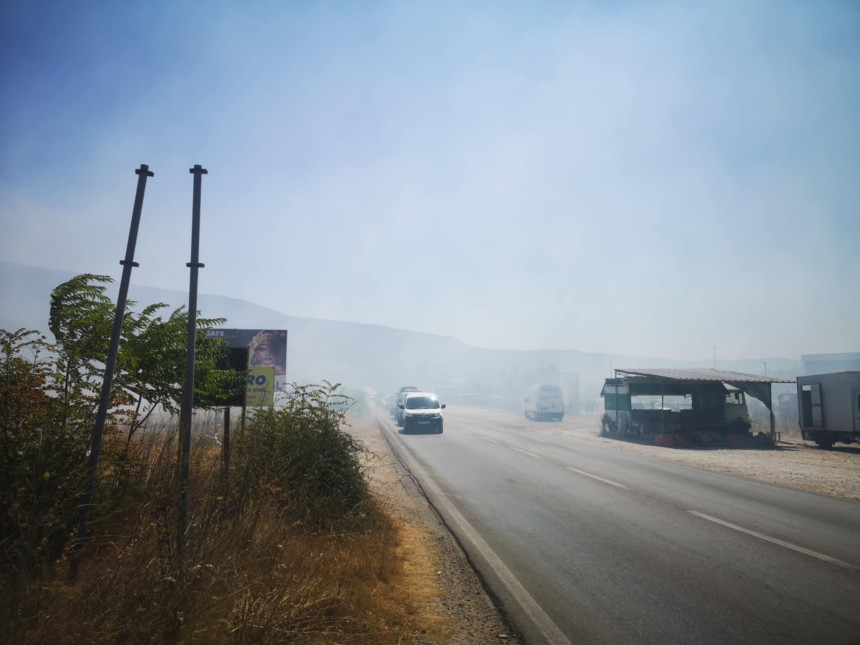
0,261,800,409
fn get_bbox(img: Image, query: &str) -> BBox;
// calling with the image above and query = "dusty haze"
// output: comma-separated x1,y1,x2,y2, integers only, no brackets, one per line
1,2,858,361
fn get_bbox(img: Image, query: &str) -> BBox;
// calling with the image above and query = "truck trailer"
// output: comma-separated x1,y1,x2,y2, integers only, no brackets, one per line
796,371,860,448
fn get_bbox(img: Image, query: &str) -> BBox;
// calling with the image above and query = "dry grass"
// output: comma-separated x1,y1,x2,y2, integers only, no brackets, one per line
9,417,436,644
388,520,455,642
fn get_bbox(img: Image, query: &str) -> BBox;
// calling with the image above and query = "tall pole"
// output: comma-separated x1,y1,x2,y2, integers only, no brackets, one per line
614,368,619,432
769,384,776,443
72,164,154,579
178,164,207,562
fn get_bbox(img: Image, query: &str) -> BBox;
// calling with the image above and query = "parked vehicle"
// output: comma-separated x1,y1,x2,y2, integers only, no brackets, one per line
399,392,445,434
777,392,798,423
393,386,421,426
797,371,860,448
524,384,564,421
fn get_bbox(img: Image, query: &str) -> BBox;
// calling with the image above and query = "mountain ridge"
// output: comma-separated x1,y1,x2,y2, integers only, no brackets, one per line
0,261,800,406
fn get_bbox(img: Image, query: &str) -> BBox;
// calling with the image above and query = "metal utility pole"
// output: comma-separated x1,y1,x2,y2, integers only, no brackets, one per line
177,164,207,562
72,164,154,579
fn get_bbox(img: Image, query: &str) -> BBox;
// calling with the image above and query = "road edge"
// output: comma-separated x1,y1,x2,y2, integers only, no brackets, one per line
376,412,572,645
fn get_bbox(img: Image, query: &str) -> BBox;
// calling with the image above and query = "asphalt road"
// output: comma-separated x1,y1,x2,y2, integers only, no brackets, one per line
380,406,860,645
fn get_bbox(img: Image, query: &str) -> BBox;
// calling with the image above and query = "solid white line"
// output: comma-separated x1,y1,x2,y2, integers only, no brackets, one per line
477,435,499,444
565,466,629,489
687,511,859,571
512,447,543,460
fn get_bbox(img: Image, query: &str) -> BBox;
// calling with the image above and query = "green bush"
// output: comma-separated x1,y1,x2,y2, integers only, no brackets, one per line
1,274,382,641
232,382,372,529
0,329,148,639
0,329,86,584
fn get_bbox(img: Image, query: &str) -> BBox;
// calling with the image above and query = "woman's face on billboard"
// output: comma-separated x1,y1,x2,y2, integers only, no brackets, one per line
254,343,277,366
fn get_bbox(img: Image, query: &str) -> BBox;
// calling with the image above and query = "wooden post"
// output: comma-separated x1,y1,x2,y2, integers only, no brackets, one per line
222,407,231,486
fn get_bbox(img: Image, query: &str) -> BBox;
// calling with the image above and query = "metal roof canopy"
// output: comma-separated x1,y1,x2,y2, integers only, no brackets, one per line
613,368,794,417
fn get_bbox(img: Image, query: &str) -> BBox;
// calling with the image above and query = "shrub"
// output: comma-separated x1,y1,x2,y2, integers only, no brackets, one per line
0,329,147,639
231,382,372,529
1,274,385,641
0,329,86,584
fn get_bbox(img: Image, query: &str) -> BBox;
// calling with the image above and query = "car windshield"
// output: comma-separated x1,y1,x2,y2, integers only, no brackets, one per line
405,396,440,410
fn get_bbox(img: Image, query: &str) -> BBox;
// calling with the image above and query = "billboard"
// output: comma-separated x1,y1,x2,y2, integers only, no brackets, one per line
204,329,287,406
246,366,275,407
210,345,250,407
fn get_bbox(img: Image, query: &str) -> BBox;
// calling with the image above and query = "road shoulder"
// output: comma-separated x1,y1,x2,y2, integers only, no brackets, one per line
347,413,522,645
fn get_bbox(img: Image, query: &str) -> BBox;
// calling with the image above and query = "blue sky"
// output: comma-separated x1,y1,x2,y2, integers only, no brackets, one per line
2,1,858,360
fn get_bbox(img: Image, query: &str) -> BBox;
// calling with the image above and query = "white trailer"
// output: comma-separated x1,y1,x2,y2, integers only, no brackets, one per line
797,371,860,448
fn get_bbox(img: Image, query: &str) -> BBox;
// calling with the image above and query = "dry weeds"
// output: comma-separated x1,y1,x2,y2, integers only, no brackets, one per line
13,425,441,644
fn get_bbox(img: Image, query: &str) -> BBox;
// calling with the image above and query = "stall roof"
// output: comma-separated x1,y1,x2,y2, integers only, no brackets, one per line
607,368,793,435
615,368,793,384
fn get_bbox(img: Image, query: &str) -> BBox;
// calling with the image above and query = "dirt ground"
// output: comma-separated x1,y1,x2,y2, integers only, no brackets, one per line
524,414,860,502
346,409,859,644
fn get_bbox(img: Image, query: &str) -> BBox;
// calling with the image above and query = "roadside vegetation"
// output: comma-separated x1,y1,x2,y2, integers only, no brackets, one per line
1,275,422,643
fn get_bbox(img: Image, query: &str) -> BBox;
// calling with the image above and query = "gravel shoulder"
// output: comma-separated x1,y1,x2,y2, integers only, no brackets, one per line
520,412,860,502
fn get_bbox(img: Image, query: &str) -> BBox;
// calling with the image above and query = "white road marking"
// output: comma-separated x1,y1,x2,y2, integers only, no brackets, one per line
512,447,543,460
565,466,629,489
477,435,499,444
687,511,859,571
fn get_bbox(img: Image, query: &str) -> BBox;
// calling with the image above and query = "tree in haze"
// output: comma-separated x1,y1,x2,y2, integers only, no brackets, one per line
49,273,240,442
1,274,238,593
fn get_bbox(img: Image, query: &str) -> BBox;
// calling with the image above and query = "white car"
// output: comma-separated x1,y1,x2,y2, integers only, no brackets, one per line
399,392,445,434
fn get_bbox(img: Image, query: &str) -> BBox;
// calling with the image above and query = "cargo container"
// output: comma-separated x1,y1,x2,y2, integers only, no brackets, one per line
796,371,860,448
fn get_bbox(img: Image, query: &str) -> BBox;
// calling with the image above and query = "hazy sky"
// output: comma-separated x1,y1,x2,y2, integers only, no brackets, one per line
2,1,858,360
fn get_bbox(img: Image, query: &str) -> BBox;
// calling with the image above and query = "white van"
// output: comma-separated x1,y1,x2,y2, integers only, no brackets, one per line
524,384,564,421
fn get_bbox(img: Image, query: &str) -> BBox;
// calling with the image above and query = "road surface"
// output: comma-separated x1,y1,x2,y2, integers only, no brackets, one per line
379,406,860,644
